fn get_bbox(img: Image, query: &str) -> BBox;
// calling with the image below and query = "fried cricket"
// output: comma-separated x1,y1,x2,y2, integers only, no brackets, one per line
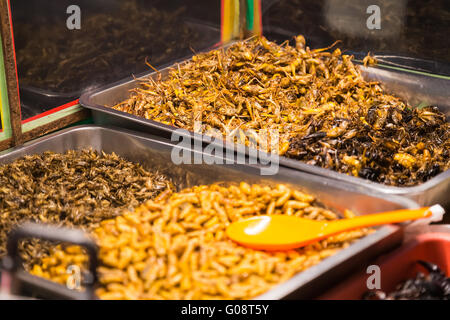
113,36,449,186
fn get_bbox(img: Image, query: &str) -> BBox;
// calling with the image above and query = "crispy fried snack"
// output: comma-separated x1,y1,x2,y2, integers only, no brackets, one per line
31,183,370,300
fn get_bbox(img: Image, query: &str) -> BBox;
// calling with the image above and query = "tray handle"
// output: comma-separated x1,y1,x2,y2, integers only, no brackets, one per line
2,222,98,300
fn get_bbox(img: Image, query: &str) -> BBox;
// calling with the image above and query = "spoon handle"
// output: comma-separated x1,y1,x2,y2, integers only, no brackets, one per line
324,205,443,235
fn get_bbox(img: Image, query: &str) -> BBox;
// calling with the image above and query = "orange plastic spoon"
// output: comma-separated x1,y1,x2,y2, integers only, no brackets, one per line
226,206,444,251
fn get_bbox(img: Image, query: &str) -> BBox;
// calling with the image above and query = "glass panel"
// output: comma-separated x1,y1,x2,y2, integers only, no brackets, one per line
262,0,450,76
10,0,221,121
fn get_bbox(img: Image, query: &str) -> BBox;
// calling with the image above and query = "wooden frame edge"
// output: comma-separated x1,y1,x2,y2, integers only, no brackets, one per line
21,109,89,143
0,0,22,146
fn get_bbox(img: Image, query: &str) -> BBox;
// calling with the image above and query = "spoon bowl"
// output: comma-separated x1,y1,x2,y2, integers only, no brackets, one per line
226,206,444,251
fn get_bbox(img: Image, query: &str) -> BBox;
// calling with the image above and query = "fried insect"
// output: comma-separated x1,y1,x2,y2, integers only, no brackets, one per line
288,104,449,186
113,35,449,187
263,0,449,63
0,149,172,269
31,183,371,300
364,261,450,300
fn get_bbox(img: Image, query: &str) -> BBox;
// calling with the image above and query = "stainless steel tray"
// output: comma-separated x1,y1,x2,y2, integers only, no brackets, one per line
79,54,450,209
0,125,418,299
18,20,220,112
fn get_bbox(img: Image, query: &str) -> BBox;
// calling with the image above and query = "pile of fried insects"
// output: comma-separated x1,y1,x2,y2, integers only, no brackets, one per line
31,182,371,300
113,35,449,187
0,149,172,269
364,261,450,300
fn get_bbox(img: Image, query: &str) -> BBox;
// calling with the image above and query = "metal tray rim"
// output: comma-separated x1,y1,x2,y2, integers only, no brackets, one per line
0,124,423,205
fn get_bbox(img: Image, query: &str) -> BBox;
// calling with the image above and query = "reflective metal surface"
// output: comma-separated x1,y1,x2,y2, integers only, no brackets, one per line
0,125,418,299
80,57,450,209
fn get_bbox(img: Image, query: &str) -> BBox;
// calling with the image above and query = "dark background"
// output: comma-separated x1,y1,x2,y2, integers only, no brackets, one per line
8,0,449,122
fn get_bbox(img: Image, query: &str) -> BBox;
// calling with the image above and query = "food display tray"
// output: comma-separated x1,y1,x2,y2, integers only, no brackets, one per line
0,125,418,299
319,229,450,300
79,52,450,210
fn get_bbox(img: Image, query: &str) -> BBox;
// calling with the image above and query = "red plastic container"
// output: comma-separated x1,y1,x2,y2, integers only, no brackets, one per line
320,232,450,300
